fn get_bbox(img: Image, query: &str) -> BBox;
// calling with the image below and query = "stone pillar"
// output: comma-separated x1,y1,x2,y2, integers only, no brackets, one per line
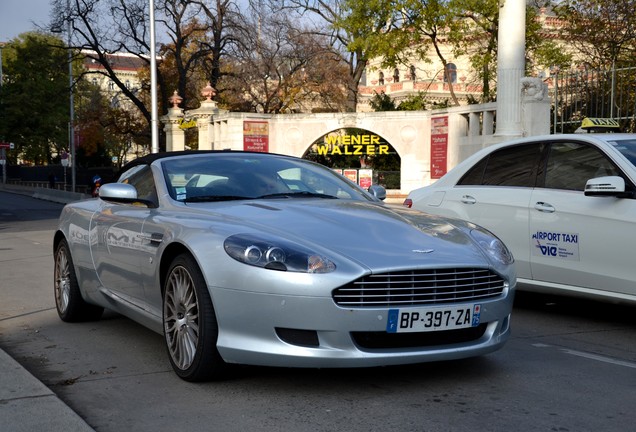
185,82,225,150
195,100,217,151
521,77,550,136
161,91,185,152
495,0,526,137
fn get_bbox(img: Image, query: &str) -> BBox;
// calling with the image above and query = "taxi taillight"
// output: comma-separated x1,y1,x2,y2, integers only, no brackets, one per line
403,198,413,208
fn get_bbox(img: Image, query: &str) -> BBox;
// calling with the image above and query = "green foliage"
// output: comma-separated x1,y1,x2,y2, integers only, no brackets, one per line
0,32,70,164
525,6,572,73
74,79,149,168
369,92,397,111
331,0,406,110
445,0,499,102
336,0,401,62
553,0,636,68
369,91,436,112
396,93,430,111
531,41,573,73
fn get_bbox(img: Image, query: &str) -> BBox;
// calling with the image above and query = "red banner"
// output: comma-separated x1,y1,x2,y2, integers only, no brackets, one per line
358,169,373,189
343,169,358,184
430,116,448,179
243,121,269,152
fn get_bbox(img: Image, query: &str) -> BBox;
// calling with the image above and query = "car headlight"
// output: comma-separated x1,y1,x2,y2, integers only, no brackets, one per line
470,228,514,265
224,234,336,273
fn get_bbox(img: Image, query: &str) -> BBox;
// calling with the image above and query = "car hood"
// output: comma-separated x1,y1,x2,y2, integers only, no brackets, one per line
188,199,491,272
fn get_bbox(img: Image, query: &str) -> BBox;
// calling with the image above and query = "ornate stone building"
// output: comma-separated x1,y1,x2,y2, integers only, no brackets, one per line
357,7,565,113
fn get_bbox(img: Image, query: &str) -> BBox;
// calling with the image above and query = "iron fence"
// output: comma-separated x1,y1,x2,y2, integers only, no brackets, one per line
552,66,636,133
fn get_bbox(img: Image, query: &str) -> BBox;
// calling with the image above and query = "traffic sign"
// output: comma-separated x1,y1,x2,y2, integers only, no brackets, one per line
0,142,10,148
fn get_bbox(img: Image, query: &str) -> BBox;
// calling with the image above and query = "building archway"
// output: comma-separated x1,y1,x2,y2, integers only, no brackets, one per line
169,97,549,198
194,111,441,195
302,128,401,189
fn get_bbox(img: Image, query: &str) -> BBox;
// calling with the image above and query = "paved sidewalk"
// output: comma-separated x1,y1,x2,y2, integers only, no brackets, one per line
0,349,95,431
0,183,89,204
0,185,95,431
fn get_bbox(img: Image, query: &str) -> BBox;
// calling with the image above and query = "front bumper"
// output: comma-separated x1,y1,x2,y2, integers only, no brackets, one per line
210,285,514,368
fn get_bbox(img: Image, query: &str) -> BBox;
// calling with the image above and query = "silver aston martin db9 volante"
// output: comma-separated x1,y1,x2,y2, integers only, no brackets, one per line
54,151,515,381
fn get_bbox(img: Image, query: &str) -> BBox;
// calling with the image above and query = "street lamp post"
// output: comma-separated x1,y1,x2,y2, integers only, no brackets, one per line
1,42,6,183
66,0,76,192
53,3,76,191
0,42,4,87
149,0,159,154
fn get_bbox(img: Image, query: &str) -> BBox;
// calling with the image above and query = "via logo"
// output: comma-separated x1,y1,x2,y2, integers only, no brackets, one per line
536,241,557,257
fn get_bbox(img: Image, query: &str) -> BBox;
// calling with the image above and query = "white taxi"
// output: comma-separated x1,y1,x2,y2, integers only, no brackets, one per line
405,134,636,304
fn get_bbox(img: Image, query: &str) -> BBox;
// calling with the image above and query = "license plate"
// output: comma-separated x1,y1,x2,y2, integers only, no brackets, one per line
386,304,481,333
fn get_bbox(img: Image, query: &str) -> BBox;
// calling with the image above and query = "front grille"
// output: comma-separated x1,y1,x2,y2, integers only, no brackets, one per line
332,268,505,307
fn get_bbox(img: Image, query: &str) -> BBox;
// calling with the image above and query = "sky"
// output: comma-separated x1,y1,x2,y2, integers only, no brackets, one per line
0,0,54,42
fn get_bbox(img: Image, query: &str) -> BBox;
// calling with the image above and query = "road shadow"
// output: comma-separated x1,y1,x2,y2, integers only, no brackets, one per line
514,291,636,325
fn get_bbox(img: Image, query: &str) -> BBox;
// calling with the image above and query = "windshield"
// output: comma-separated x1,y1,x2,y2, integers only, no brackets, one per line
609,139,636,168
161,152,375,203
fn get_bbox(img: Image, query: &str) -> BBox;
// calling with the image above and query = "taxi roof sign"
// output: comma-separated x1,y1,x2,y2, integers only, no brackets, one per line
580,117,621,132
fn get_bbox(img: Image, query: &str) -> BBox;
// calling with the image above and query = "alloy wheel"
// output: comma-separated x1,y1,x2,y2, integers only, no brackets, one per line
164,265,200,370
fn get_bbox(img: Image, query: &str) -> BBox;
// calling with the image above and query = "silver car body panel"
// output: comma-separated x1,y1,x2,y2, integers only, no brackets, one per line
57,152,516,368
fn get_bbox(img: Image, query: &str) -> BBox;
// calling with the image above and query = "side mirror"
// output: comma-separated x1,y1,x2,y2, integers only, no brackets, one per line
98,183,156,207
368,184,387,201
584,176,627,197
99,183,138,200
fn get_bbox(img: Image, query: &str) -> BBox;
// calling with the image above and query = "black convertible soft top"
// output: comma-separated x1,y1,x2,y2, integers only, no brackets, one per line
115,149,299,180
116,149,304,178
117,150,219,175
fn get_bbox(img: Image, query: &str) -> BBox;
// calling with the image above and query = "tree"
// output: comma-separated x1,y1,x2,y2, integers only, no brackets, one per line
547,1,636,131
438,0,503,102
369,91,397,111
369,89,444,112
400,0,485,106
527,26,572,76
51,0,155,127
51,0,248,151
158,17,213,111
74,81,149,168
0,32,70,164
553,0,636,68
219,8,348,113
269,0,401,112
377,0,569,104
192,0,245,93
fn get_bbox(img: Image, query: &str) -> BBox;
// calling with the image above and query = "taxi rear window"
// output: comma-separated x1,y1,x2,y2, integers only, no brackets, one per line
458,143,541,187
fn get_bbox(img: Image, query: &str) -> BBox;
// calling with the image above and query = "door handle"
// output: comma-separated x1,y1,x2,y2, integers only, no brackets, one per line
534,202,555,213
461,195,477,205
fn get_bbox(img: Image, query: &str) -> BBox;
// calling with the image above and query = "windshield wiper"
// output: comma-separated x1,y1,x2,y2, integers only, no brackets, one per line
258,191,338,199
182,195,251,203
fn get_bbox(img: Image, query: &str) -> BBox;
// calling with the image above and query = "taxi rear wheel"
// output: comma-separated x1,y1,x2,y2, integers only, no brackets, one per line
163,253,228,381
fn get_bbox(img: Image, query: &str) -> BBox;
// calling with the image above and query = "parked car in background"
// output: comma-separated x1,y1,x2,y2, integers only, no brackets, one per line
54,151,515,381
405,134,636,305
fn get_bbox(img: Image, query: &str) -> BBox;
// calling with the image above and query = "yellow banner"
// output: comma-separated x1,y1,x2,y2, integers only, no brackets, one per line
179,118,197,130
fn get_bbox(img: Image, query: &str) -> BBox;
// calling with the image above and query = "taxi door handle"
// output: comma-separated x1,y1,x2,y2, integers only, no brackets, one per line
461,195,477,205
534,202,555,213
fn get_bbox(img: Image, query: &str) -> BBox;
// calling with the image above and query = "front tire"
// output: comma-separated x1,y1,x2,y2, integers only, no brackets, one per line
54,239,104,322
163,253,227,381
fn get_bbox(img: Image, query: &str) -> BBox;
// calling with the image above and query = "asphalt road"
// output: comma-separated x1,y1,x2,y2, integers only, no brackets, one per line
1,191,635,432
